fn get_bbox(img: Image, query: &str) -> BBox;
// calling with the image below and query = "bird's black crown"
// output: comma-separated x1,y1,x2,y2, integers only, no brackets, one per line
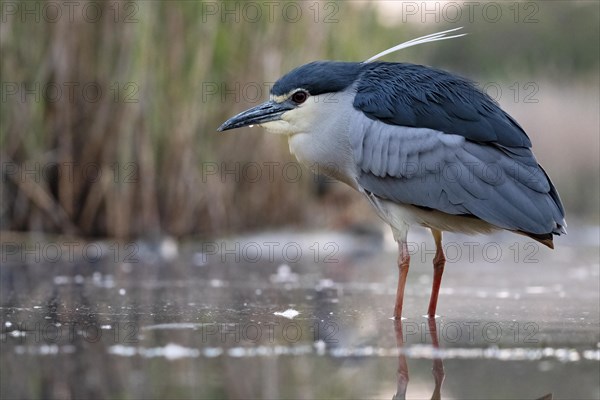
271,61,363,97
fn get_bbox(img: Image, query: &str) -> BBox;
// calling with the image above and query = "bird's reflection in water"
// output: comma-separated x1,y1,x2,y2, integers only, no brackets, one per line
392,318,444,400
391,319,553,400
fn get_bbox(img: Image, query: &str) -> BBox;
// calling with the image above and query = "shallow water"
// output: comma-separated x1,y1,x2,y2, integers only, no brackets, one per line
1,226,599,399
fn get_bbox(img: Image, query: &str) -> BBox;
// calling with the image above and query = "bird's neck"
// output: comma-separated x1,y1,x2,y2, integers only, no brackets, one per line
286,93,359,189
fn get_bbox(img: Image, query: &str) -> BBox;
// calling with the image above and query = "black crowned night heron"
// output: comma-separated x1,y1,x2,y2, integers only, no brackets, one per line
218,28,566,319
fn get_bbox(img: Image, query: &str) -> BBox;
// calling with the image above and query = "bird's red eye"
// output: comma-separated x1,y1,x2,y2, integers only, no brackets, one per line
291,90,308,104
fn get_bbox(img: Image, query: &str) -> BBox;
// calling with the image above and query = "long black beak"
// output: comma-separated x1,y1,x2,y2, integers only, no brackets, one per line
217,100,294,132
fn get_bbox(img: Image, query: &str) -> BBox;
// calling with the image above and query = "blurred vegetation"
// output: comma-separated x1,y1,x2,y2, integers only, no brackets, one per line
1,1,599,239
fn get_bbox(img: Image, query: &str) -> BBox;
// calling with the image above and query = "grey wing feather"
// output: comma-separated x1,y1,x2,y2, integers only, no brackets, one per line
349,111,566,235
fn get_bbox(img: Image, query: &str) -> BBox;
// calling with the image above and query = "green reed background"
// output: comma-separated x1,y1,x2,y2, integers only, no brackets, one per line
1,1,598,239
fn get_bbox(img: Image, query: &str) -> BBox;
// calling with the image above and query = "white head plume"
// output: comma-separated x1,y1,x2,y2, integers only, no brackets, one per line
363,27,466,63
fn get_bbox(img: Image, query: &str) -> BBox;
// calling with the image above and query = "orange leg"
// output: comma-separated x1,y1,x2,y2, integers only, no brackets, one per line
394,240,410,319
427,230,445,317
